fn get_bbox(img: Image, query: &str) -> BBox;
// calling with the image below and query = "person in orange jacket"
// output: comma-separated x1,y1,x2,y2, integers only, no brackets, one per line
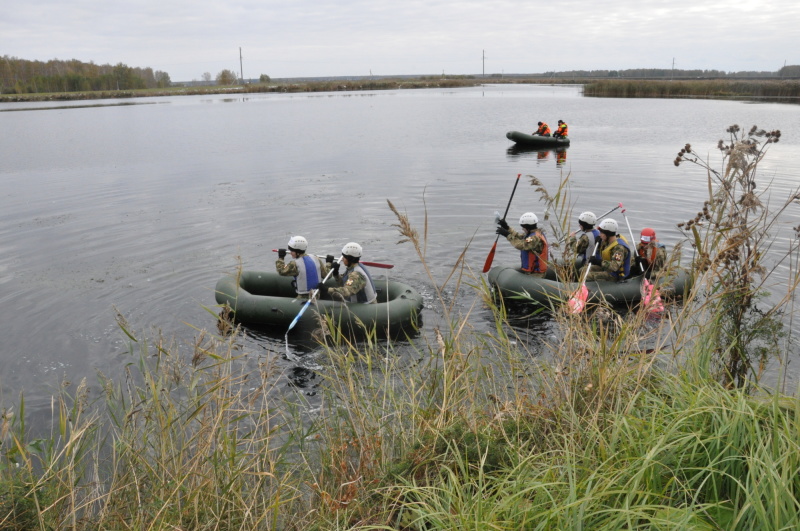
553,120,569,138
636,228,667,276
533,121,551,136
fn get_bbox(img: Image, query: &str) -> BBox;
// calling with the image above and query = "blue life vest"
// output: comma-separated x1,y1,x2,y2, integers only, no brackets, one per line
602,238,631,279
578,228,601,266
341,263,377,303
294,255,321,294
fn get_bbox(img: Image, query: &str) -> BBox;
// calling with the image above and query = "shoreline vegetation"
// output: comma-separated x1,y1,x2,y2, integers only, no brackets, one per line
2,77,800,104
2,124,800,529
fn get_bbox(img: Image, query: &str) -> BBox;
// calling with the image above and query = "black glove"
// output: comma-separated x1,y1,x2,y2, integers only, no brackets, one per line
316,283,328,296
277,248,287,259
496,226,510,237
331,262,340,276
325,254,335,264
497,218,510,230
588,256,602,266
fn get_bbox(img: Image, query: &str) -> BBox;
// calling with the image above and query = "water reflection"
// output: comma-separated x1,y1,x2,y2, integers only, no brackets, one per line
0,101,158,112
506,145,569,166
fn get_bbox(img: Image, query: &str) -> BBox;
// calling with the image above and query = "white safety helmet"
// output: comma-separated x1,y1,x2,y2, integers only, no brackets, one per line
598,218,619,234
341,241,363,258
287,235,308,252
578,211,597,226
519,212,539,226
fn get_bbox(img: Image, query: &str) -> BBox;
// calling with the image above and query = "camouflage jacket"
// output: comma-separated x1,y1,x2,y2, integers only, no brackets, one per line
505,227,545,255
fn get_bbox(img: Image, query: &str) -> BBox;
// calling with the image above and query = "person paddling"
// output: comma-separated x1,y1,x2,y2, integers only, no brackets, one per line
581,218,631,282
636,228,667,277
496,212,549,276
275,236,329,298
317,242,378,303
566,211,601,268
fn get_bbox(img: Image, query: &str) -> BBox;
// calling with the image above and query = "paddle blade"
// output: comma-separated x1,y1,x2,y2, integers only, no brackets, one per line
568,284,589,314
641,278,665,314
286,298,312,333
361,261,394,269
482,240,498,273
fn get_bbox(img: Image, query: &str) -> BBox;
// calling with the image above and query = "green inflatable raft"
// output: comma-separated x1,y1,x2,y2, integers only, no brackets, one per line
215,270,424,336
506,130,571,148
487,265,692,308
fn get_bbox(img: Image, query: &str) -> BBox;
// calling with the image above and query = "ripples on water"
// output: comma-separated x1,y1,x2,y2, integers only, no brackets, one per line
1,85,799,416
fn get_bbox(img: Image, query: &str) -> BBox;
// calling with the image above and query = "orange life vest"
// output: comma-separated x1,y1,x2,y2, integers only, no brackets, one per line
520,229,549,274
536,123,551,135
638,241,665,268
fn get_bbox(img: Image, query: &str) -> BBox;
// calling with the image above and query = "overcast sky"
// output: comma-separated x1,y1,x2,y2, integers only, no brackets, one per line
4,0,799,81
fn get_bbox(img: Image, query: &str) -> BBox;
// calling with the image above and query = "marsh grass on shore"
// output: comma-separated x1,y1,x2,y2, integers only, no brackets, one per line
584,79,800,101
2,125,800,529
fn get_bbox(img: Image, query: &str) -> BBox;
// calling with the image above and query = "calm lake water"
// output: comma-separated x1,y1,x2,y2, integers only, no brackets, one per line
2,84,800,423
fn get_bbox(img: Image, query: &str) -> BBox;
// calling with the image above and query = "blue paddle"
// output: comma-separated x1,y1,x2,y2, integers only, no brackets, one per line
284,256,342,353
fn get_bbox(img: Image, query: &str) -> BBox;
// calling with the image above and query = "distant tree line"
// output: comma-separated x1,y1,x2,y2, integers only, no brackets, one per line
1,56,171,94
533,67,799,79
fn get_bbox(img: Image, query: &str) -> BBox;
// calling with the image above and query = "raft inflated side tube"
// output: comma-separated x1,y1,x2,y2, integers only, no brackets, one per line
487,265,692,308
506,130,571,148
215,271,424,334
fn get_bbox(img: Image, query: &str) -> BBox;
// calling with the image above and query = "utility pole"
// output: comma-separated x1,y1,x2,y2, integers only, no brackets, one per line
239,47,244,83
482,50,486,78
671,57,675,81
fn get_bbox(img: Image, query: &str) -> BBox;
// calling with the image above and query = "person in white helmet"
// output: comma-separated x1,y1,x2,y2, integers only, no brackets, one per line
581,218,631,281
496,212,549,276
567,211,601,268
275,235,329,298
317,242,377,303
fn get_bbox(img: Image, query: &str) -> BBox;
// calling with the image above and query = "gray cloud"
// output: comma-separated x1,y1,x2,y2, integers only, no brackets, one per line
3,0,798,80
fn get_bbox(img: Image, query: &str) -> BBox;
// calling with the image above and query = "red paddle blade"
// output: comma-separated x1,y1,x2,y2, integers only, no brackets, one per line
361,261,393,269
568,284,589,314
641,278,665,314
482,241,498,273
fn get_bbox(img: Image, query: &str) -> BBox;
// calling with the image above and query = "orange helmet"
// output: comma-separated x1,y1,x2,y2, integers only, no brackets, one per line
640,228,656,243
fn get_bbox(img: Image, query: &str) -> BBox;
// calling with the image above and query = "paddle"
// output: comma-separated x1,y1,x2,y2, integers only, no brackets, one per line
284,256,342,357
568,242,600,314
620,208,665,314
483,173,522,273
272,250,393,269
